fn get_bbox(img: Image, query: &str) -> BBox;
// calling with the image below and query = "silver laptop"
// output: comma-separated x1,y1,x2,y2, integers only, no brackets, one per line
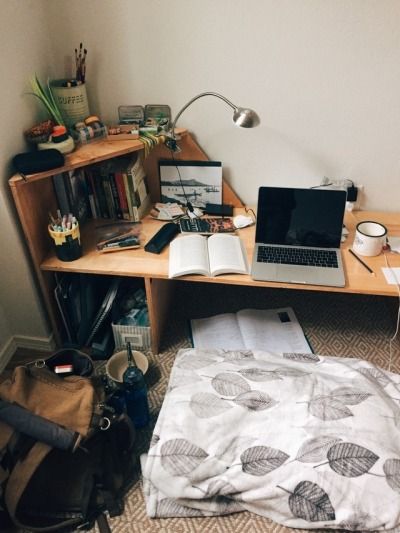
251,186,346,287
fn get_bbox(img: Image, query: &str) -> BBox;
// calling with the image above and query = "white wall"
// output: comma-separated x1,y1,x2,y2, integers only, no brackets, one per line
1,0,399,360
0,0,56,363
47,0,400,210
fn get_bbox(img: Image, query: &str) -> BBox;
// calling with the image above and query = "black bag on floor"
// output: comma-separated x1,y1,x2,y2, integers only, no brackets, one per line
0,365,136,532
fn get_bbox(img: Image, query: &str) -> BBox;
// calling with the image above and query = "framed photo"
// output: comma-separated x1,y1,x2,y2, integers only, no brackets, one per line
159,160,222,208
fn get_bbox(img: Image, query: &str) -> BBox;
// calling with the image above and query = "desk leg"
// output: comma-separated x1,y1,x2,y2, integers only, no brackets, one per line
145,277,176,354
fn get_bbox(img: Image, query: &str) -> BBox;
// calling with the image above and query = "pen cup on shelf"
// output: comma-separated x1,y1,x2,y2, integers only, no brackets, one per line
48,223,82,261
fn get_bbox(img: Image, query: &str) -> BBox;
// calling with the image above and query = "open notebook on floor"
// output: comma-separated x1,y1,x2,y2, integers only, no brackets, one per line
190,307,312,353
251,186,347,287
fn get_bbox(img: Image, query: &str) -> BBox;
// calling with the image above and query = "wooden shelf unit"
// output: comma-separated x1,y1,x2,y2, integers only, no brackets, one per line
8,131,243,353
9,131,400,353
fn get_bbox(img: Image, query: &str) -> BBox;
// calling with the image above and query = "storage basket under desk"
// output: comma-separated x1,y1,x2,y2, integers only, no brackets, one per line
112,322,151,351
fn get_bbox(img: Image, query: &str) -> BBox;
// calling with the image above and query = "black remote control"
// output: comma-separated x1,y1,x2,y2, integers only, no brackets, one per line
144,223,180,254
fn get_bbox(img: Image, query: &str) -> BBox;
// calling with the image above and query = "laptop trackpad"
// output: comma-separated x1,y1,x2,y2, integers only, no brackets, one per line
277,264,318,284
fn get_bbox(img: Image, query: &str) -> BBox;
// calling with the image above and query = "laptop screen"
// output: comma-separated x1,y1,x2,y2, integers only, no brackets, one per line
255,187,346,248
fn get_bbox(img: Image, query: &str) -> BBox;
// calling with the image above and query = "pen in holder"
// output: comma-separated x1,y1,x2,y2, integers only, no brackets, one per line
48,223,82,261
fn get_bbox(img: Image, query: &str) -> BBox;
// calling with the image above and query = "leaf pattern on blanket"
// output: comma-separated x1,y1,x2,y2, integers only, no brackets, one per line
358,367,392,388
233,390,277,411
167,373,202,393
273,367,310,378
241,445,289,475
190,392,233,418
308,396,353,420
214,436,256,464
222,350,255,362
149,434,160,448
237,367,283,382
383,458,400,491
157,498,205,517
326,442,379,477
338,510,378,531
211,372,251,396
283,352,320,363
329,386,372,405
288,480,335,522
176,354,218,370
206,479,239,497
295,436,342,463
160,439,208,476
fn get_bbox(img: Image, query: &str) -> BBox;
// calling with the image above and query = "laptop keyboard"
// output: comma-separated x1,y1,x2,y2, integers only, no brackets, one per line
257,246,339,268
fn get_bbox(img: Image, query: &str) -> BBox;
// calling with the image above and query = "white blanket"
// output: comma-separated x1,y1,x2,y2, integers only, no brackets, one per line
141,348,400,530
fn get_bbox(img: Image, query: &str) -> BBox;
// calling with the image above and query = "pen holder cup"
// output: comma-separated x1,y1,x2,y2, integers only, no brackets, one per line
48,224,82,261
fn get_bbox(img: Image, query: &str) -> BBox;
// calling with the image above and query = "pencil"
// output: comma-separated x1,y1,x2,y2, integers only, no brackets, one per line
348,249,374,275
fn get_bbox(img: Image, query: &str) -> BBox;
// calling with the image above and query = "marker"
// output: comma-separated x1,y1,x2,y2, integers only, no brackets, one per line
348,249,374,275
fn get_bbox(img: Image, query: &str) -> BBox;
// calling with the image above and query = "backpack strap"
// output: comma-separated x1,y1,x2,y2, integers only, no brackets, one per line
5,441,82,532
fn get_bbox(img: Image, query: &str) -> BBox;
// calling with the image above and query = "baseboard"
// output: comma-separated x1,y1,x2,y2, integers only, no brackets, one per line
0,333,56,372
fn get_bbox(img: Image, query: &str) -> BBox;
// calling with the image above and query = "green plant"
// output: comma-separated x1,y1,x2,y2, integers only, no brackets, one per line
28,75,65,126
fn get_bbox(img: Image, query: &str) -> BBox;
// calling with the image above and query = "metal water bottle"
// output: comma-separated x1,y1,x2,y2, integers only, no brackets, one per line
122,342,150,428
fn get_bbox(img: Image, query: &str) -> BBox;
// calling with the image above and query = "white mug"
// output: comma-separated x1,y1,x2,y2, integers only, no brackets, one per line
352,221,387,257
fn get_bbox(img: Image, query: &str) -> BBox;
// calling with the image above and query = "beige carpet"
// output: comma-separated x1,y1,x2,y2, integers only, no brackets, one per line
94,282,400,533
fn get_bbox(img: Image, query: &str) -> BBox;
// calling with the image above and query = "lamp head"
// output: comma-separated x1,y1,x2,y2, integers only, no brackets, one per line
166,92,260,152
233,107,260,128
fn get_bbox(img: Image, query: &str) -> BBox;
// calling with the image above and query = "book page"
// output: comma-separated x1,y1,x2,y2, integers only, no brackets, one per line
237,307,311,353
207,234,248,276
191,313,246,349
168,234,210,278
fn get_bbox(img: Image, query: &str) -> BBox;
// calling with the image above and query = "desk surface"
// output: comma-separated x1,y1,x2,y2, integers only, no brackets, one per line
40,209,400,297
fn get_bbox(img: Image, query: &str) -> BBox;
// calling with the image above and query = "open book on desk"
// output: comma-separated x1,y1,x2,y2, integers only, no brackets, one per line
168,233,248,278
191,307,312,353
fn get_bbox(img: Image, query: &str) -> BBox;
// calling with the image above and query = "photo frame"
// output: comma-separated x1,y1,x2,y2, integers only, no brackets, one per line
159,160,222,208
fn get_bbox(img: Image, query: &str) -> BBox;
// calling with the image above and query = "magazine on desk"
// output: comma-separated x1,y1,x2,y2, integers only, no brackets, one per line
191,307,312,353
168,233,248,278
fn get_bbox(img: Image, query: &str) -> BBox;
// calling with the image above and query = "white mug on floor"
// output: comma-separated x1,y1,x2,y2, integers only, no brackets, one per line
352,221,387,256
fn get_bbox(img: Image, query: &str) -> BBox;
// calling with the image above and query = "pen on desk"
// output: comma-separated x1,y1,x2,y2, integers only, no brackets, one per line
348,249,375,275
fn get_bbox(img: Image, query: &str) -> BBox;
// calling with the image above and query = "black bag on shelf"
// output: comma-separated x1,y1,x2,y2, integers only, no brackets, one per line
12,149,65,177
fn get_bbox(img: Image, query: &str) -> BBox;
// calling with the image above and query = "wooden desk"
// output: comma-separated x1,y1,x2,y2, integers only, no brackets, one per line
40,209,400,352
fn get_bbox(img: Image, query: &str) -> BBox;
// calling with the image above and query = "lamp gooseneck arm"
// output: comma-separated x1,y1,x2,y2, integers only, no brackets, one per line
170,92,237,137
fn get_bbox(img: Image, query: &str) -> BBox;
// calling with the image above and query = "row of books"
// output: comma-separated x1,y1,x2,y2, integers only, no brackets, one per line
52,154,151,223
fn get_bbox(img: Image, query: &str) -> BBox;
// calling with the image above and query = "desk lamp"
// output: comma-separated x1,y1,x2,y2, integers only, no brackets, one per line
165,91,260,152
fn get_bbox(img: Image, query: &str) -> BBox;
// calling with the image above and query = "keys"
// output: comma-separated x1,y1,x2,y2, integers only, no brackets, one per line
257,246,338,268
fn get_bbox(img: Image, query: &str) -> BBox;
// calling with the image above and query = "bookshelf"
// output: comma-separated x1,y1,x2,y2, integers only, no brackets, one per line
9,130,243,353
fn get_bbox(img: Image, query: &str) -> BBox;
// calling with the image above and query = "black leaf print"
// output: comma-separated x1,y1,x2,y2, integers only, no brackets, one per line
215,436,255,464
283,352,320,363
295,436,342,463
211,372,251,396
150,434,160,448
206,479,238,497
241,445,289,476
309,396,353,420
274,368,310,378
327,442,379,477
157,498,204,517
383,458,400,491
233,390,277,411
238,367,282,382
222,350,255,361
339,510,377,530
330,386,372,405
359,367,391,388
288,480,335,522
168,373,202,392
160,438,208,476
190,392,233,418
176,355,217,370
